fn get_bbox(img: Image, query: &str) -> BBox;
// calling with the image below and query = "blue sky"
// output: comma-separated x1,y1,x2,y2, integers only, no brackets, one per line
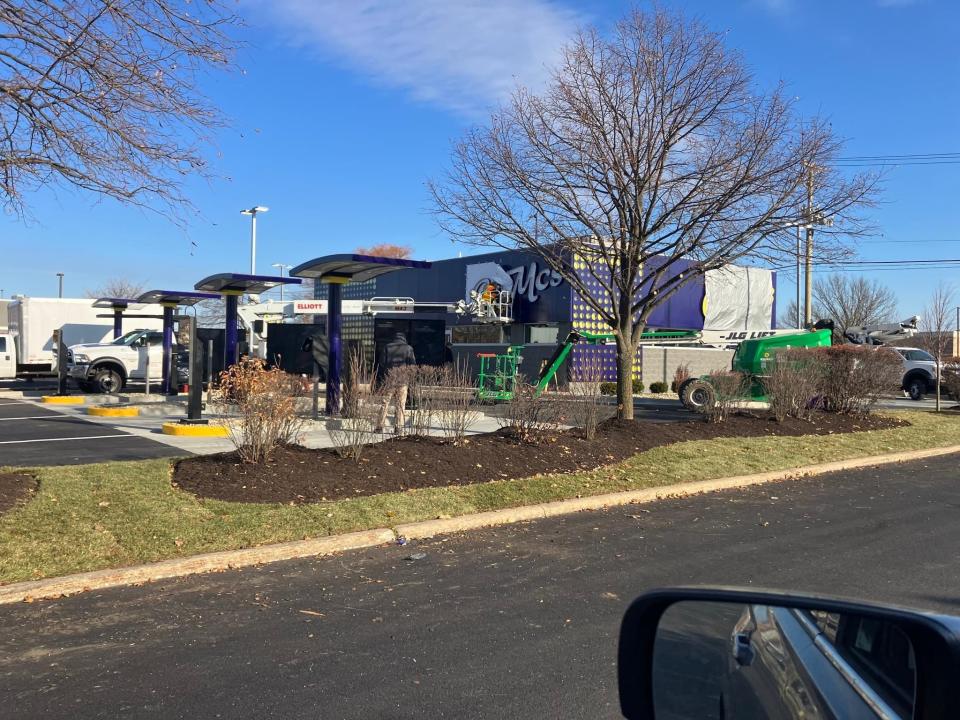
1,0,958,321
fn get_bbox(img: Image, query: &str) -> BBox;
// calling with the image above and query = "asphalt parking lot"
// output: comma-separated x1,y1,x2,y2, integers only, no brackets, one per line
0,398,182,467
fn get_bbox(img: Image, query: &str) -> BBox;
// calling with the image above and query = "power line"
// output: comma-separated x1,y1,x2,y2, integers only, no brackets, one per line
837,152,960,161
831,151,960,168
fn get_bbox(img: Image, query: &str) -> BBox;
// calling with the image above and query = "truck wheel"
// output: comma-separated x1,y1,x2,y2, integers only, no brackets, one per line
680,378,716,412
91,367,123,394
906,377,926,401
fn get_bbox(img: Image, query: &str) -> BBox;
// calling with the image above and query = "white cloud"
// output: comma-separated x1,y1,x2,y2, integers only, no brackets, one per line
751,0,794,15
257,0,583,115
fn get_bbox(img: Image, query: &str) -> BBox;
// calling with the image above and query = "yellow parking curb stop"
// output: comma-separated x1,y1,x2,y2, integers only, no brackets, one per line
87,406,140,417
161,422,229,437
41,395,85,405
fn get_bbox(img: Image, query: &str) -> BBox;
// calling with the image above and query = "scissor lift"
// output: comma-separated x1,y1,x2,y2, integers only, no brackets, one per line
476,345,524,402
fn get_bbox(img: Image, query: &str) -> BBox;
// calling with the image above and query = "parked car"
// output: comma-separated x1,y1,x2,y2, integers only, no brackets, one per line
893,347,938,400
67,328,165,393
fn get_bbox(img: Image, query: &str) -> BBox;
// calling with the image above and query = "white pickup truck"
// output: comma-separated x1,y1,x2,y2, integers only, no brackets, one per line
67,328,170,393
892,346,940,400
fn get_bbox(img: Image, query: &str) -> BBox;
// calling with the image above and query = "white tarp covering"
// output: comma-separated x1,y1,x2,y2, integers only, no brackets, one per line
703,266,774,331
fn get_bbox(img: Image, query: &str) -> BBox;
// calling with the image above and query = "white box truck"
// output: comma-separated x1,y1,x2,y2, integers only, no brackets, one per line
0,297,164,382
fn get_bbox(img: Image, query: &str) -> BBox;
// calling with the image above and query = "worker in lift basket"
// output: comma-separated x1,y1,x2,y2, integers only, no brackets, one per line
376,332,417,433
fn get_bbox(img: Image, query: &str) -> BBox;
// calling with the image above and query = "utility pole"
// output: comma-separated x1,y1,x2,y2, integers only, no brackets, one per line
955,305,959,356
795,226,802,328
56,272,64,298
804,166,814,327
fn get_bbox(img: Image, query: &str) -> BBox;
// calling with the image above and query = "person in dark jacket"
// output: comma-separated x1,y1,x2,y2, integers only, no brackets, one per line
376,332,416,431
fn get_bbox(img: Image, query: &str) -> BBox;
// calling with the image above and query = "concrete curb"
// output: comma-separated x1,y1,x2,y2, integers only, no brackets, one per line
2,444,958,604
394,444,960,540
0,529,395,605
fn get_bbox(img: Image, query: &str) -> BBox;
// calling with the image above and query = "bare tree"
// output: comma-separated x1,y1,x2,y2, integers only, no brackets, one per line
354,243,412,258
430,8,875,418
919,283,955,412
780,274,897,331
0,1,237,219
85,278,146,299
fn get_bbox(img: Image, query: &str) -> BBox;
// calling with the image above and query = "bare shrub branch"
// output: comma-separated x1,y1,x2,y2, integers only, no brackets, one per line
496,378,560,443
762,349,822,422
329,348,383,462
432,362,482,444
214,357,304,464
566,357,612,440
703,371,748,423
813,345,901,415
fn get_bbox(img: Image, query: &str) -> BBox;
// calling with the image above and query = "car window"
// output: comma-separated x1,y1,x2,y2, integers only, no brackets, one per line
906,350,934,362
0,337,6,352
146,332,164,347
838,615,915,712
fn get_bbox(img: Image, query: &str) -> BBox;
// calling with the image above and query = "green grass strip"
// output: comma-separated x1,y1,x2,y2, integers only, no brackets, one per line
1,411,958,585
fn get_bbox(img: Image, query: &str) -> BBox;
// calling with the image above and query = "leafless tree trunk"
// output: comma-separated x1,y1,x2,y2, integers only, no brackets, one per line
919,283,956,412
431,8,876,419
0,1,237,220
779,274,897,332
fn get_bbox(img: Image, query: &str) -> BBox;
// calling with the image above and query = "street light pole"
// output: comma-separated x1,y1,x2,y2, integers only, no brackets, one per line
271,263,292,302
240,206,269,275
56,272,64,298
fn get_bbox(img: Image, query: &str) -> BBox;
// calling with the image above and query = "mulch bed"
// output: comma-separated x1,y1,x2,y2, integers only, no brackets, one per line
173,412,905,505
0,473,38,515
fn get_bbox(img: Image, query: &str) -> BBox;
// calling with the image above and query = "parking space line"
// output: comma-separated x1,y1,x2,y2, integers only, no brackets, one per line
0,435,133,445
0,415,71,421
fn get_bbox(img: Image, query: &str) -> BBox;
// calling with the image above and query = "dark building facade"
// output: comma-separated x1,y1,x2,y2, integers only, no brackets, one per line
302,248,777,383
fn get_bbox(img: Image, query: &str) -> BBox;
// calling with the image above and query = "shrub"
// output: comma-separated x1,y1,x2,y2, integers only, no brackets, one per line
703,370,748,423
940,366,960,401
599,382,617,396
497,378,560,443
567,358,613,440
671,363,691,393
432,362,482,444
329,348,383,462
649,381,669,394
813,345,901,415
632,378,644,394
762,349,823,422
215,357,305,464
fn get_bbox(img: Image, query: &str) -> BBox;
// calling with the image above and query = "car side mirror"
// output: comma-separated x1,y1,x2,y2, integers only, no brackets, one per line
618,587,960,719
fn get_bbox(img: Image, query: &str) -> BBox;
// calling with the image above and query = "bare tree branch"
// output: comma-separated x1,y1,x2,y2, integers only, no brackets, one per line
0,0,238,221
780,274,898,331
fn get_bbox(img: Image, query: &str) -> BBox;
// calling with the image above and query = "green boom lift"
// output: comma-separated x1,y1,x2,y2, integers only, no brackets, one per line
475,329,701,402
677,325,834,411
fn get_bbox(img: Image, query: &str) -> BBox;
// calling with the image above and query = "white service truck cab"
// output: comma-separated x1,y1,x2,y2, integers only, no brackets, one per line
0,333,14,380
67,329,165,393
893,346,939,401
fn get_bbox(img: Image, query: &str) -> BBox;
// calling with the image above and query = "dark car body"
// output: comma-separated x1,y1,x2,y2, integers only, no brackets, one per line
722,605,914,719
